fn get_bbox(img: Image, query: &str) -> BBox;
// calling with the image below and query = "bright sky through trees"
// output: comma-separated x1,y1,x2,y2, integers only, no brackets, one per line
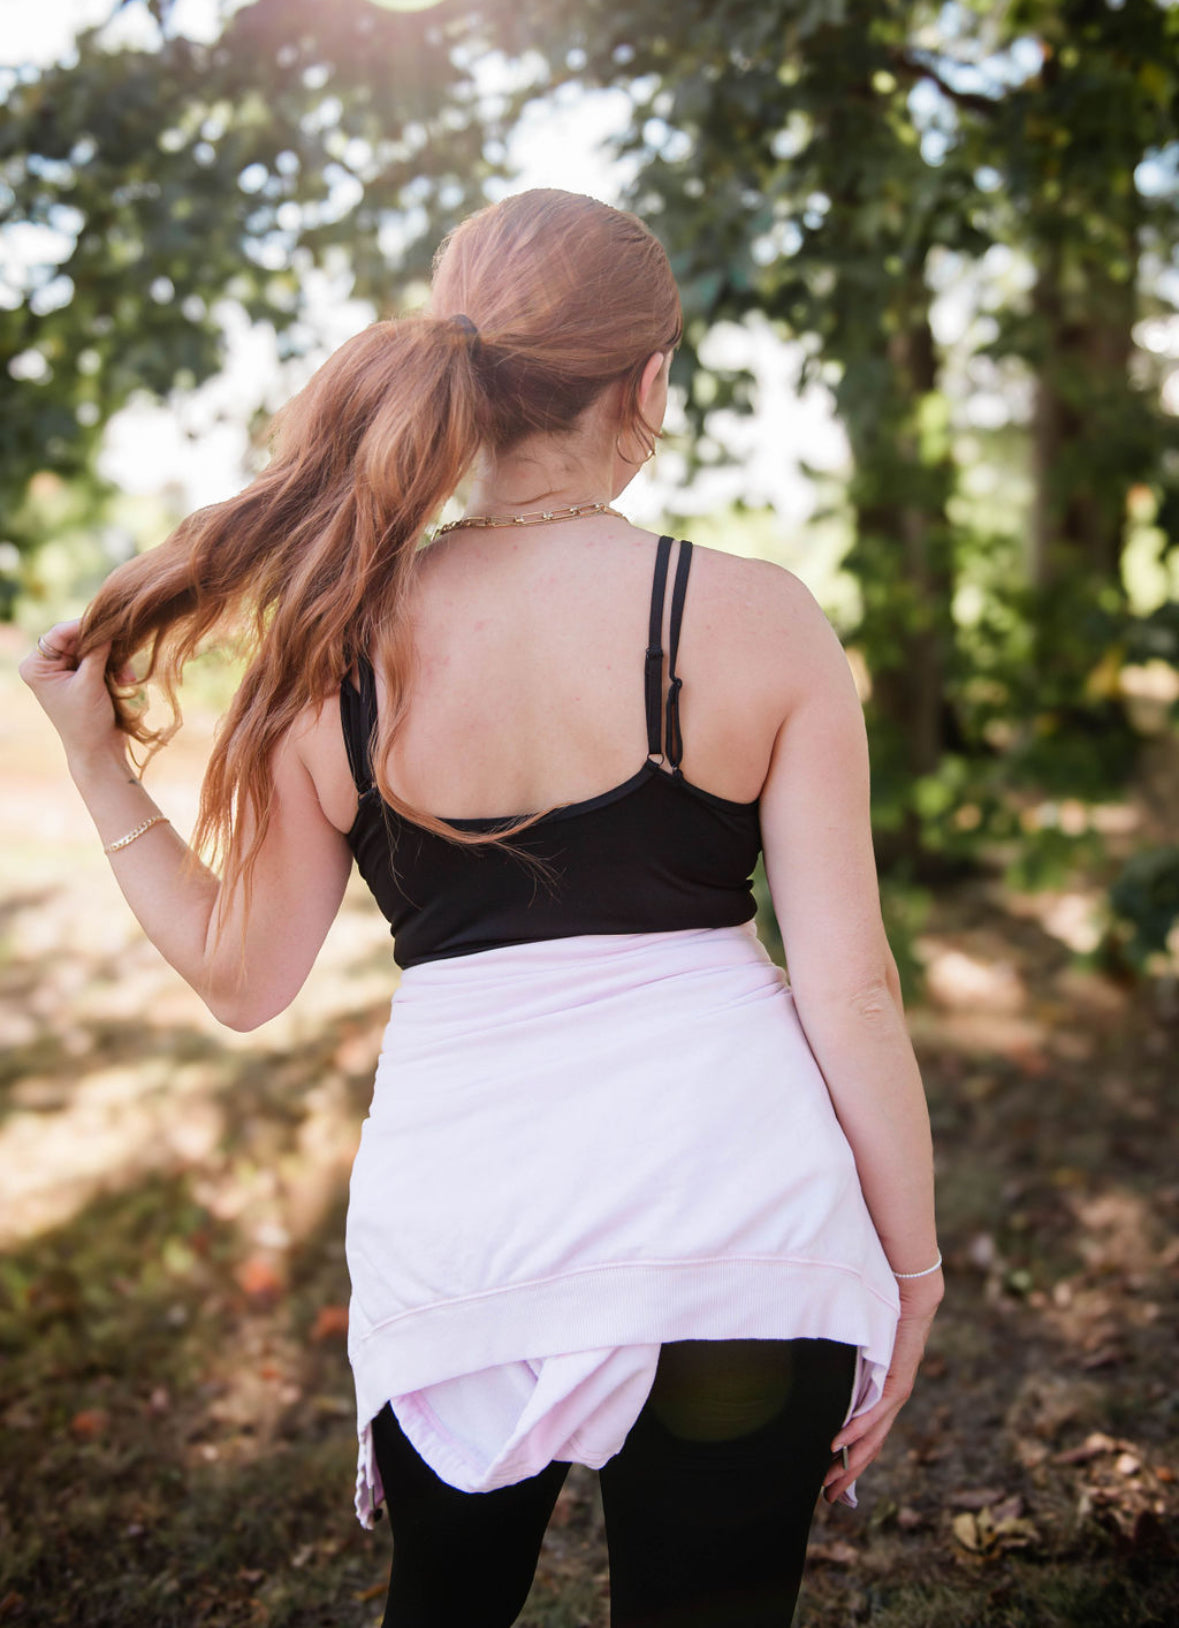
2,0,845,530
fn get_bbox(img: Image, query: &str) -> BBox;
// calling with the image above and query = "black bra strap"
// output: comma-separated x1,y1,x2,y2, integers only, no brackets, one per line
665,538,692,773
644,535,692,768
340,653,376,792
644,535,674,757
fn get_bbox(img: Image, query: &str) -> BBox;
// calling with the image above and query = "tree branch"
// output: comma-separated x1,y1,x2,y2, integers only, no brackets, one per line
889,48,1002,118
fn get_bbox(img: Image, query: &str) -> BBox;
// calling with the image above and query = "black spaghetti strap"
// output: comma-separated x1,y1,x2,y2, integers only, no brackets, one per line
644,535,674,758
665,539,693,775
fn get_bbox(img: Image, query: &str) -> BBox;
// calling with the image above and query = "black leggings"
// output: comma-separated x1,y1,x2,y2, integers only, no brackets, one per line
371,1336,859,1627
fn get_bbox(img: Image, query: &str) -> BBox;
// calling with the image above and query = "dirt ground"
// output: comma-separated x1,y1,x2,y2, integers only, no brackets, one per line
1,626,1176,1626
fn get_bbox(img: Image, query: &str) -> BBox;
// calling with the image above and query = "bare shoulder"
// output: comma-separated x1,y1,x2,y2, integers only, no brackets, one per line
687,540,833,638
285,690,338,759
685,542,845,707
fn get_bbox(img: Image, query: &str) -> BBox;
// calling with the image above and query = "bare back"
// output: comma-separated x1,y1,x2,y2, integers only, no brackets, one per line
303,519,808,835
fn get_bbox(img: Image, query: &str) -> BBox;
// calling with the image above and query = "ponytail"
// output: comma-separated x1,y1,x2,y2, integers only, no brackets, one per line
77,314,489,935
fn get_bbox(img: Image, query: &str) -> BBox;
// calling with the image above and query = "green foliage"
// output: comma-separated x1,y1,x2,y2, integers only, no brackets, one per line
1105,843,1179,970
0,0,507,555
1125,598,1179,672
1004,821,1108,893
3,468,131,615
501,0,1179,907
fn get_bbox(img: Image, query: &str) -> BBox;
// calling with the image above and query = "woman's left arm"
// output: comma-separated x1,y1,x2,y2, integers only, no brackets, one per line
19,619,353,1031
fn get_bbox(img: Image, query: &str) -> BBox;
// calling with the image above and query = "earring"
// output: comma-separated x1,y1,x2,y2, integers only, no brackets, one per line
616,430,657,466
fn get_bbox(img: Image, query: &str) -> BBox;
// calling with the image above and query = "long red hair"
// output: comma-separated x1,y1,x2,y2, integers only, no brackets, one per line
77,189,682,935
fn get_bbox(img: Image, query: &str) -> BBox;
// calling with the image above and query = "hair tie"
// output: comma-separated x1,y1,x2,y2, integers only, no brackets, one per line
450,313,480,346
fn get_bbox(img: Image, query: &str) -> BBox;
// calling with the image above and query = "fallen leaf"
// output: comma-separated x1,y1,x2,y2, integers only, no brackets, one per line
311,1304,349,1341
990,1514,1038,1550
69,1408,108,1441
952,1511,982,1552
1054,1431,1116,1465
235,1256,283,1302
952,1506,1038,1557
1115,1453,1141,1477
989,1495,1024,1523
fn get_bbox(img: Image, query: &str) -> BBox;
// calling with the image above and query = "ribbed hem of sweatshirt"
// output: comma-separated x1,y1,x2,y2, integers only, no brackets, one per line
350,1254,899,1528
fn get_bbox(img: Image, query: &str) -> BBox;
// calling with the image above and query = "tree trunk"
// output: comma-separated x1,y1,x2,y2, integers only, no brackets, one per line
1030,247,1135,593
841,283,957,871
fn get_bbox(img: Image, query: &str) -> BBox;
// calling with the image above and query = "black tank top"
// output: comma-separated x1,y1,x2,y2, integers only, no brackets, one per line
340,534,763,968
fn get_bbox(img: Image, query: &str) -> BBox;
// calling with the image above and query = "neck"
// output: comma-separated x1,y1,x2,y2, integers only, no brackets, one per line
464,437,622,518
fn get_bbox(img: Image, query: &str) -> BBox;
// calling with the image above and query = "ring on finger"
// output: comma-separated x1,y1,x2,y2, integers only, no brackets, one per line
841,1445,850,1472
36,634,67,658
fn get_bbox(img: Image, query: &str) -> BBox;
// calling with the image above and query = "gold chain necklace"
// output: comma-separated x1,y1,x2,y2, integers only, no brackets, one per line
433,500,625,537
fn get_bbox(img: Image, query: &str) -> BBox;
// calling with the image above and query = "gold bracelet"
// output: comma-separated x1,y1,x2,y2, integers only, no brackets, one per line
103,814,170,854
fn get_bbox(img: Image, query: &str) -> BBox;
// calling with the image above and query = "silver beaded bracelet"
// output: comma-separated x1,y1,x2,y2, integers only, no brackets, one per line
893,1250,942,1279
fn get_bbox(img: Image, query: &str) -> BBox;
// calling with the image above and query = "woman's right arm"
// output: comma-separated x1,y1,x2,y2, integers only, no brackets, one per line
20,620,354,1032
755,567,944,1502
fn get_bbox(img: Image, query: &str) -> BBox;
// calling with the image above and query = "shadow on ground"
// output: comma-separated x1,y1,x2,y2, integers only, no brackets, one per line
1,855,1176,1623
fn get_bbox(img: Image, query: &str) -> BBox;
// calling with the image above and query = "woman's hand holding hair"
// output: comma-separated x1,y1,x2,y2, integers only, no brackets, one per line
822,1270,944,1506
19,618,137,772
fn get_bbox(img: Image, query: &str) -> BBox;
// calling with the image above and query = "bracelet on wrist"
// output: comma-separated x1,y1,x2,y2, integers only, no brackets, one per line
892,1250,942,1279
103,814,170,854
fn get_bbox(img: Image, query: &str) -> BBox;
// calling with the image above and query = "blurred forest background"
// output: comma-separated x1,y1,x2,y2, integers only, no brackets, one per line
1,1,1177,1624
